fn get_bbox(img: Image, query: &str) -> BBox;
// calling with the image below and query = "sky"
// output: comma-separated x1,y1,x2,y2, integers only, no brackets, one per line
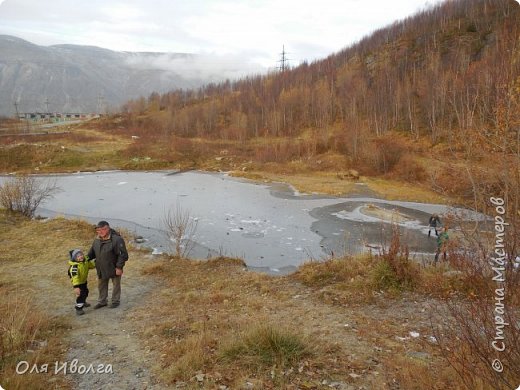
0,0,443,75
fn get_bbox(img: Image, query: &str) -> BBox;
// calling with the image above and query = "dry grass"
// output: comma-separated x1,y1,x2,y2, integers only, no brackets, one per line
219,324,312,370
0,117,464,206
0,211,95,389
0,287,71,390
0,123,133,173
231,168,446,203
363,176,448,203
137,256,389,388
232,170,360,196
135,248,472,389
1,212,516,389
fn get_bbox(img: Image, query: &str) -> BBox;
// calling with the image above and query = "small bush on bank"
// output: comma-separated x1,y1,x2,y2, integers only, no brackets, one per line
219,324,311,369
0,175,60,217
376,225,420,291
390,155,427,183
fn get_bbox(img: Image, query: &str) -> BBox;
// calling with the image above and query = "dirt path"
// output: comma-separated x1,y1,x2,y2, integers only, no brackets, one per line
63,255,164,390
0,216,166,389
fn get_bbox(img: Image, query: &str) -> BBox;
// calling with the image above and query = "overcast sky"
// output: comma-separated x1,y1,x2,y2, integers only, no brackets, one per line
0,0,442,73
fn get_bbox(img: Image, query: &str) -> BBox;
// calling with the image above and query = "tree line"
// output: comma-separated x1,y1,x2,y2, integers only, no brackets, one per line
123,0,518,148
119,0,519,200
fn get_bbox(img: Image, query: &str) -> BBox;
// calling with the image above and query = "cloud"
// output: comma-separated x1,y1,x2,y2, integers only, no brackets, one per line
0,0,442,71
124,52,267,81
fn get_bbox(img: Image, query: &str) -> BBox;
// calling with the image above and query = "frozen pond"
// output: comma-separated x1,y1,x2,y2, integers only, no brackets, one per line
0,171,485,273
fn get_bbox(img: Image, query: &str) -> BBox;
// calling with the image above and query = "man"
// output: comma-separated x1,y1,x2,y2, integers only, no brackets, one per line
428,214,442,237
88,221,129,308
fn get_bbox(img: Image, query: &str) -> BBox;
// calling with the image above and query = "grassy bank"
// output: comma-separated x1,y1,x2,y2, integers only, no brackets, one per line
1,214,518,389
0,119,451,205
133,248,469,388
0,211,95,389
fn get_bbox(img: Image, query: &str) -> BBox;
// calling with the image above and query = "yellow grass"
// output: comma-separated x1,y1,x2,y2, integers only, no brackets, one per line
0,212,93,389
362,177,448,203
231,169,446,204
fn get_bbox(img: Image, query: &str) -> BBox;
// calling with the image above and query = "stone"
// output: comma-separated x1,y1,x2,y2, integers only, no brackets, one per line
406,351,431,362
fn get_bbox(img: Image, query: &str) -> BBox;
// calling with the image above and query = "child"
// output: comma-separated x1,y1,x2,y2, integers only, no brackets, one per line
68,249,96,315
434,227,449,264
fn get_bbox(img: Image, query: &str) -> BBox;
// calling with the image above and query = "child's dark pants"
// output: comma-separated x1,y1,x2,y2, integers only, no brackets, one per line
75,283,89,311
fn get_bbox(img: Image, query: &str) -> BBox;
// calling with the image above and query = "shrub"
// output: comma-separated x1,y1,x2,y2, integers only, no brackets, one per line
0,175,60,217
431,213,520,389
162,204,198,258
371,136,406,174
371,259,402,291
391,155,427,182
373,224,420,291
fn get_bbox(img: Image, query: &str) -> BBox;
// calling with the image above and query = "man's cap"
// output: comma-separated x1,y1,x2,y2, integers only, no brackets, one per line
96,220,110,228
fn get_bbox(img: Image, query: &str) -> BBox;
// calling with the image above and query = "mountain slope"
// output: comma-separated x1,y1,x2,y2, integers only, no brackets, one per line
124,0,519,160
0,35,208,116
131,0,519,145
115,0,519,209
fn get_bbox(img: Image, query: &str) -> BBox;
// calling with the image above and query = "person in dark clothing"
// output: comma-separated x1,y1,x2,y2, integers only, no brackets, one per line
87,221,129,309
428,214,442,237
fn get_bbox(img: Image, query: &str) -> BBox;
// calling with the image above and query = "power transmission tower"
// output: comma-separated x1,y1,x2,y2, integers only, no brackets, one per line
13,101,20,118
278,45,291,72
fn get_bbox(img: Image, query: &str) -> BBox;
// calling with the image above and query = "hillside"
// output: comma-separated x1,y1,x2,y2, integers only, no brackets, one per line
0,35,221,116
115,0,519,212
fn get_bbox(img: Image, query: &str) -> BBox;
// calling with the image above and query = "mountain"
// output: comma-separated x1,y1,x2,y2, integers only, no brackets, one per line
0,35,218,116
125,0,519,154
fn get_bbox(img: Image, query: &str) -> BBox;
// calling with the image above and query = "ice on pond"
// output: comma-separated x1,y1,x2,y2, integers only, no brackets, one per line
0,171,485,270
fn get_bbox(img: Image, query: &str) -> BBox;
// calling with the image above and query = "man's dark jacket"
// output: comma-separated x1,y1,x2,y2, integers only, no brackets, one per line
87,229,129,279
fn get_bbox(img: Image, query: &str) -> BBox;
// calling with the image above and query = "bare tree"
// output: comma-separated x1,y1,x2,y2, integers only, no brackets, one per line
0,175,60,218
162,204,198,259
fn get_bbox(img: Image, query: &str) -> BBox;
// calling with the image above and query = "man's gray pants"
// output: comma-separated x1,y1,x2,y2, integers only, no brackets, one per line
97,276,121,305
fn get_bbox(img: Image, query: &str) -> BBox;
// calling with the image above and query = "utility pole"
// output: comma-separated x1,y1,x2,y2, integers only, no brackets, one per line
278,45,290,73
43,98,51,123
13,101,24,133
